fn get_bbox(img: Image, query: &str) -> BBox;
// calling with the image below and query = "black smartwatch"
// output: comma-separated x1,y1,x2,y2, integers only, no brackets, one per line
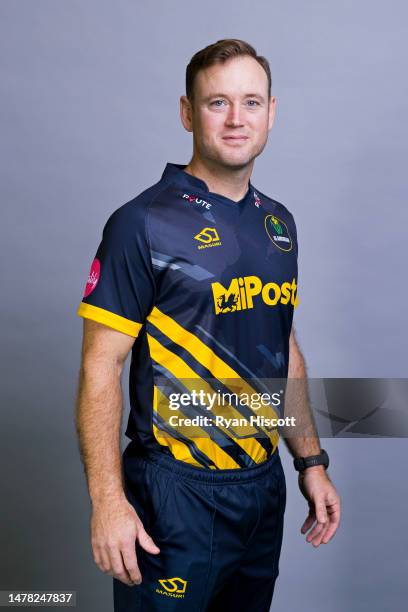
293,449,329,472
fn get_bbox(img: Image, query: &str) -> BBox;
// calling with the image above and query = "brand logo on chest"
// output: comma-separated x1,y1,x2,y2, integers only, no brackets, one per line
194,227,222,249
182,193,212,209
212,275,298,314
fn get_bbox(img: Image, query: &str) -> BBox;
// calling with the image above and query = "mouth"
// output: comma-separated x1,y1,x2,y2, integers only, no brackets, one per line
222,136,249,143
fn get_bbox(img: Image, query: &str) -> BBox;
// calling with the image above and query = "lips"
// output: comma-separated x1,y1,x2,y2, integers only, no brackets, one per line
222,136,249,144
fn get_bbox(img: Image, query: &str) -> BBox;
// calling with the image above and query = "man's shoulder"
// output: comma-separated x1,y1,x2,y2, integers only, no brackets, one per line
107,178,168,224
101,175,174,241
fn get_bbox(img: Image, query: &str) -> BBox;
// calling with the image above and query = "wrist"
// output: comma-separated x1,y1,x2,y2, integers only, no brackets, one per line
90,488,127,509
299,464,327,476
293,448,329,473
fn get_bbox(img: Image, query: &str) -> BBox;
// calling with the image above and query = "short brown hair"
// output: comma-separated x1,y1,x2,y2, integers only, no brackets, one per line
186,39,272,104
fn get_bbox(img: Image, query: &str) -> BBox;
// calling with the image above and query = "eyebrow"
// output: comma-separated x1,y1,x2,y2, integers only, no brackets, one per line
203,93,266,103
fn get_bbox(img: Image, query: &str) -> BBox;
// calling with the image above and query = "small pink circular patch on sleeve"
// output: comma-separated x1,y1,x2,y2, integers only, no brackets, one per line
83,257,100,297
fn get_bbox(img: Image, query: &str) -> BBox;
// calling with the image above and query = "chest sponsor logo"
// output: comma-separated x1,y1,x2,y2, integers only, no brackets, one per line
212,275,298,314
194,227,222,249
182,193,212,209
265,214,292,252
156,577,188,598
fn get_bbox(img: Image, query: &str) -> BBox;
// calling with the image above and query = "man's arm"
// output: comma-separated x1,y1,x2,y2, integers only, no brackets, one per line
283,325,322,461
281,325,341,547
75,319,159,586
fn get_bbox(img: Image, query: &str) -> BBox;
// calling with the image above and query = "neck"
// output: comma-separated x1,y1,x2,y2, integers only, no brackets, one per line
184,156,253,202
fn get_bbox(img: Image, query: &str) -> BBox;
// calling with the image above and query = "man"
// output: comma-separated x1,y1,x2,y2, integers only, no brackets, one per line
76,39,341,611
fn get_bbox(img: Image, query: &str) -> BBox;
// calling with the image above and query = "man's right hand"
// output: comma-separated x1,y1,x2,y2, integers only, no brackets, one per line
90,496,160,586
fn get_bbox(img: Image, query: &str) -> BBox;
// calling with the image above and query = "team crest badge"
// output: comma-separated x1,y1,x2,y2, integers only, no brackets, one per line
264,215,292,252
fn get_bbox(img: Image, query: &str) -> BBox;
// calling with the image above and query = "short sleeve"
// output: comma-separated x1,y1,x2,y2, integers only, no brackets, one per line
289,212,298,258
77,203,155,337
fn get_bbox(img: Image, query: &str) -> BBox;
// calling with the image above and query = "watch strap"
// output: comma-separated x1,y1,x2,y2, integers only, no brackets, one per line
293,448,329,472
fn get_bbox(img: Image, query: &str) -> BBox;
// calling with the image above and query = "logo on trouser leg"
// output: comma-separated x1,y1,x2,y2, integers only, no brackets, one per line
156,577,188,598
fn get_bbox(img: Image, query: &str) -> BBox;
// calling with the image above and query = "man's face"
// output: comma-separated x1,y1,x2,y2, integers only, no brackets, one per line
181,56,276,170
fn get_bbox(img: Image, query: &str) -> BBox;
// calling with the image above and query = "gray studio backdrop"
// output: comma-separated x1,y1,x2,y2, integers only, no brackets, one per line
1,1,407,611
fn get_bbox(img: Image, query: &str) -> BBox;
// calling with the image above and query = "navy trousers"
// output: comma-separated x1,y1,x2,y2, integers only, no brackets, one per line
114,444,286,611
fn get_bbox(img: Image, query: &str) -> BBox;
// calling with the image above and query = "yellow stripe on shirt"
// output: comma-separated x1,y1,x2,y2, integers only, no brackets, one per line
77,302,143,338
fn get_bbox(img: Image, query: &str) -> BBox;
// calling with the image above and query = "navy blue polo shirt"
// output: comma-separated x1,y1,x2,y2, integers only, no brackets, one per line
77,163,298,469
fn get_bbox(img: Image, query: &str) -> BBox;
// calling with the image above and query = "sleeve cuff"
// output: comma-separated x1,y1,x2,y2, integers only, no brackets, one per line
77,302,143,338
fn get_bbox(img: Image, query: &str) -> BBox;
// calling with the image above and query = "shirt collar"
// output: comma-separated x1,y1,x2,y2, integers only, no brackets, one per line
161,162,255,206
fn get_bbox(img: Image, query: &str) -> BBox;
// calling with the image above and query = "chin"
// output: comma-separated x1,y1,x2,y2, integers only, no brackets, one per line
218,151,258,170
219,141,264,165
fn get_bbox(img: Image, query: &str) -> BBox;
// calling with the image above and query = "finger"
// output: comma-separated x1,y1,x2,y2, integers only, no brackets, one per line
314,500,328,525
305,520,326,543
309,521,331,547
304,500,328,541
108,547,135,586
91,542,102,567
121,543,142,585
305,502,328,542
327,502,341,525
321,515,340,544
97,547,112,573
137,527,160,554
320,503,341,543
300,511,316,533
312,500,340,545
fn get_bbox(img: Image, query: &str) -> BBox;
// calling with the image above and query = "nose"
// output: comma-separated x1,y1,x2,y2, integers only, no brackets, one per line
225,102,244,127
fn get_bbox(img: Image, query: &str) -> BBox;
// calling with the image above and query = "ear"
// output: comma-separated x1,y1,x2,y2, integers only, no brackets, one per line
268,96,276,131
180,95,193,133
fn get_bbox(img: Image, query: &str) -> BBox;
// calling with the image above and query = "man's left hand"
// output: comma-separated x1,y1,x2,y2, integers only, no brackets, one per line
298,466,341,547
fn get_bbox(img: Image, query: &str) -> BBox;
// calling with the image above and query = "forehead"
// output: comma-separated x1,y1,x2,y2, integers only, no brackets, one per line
194,56,268,98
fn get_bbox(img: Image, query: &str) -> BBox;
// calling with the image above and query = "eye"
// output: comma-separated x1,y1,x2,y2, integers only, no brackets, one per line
210,99,226,107
246,99,260,107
